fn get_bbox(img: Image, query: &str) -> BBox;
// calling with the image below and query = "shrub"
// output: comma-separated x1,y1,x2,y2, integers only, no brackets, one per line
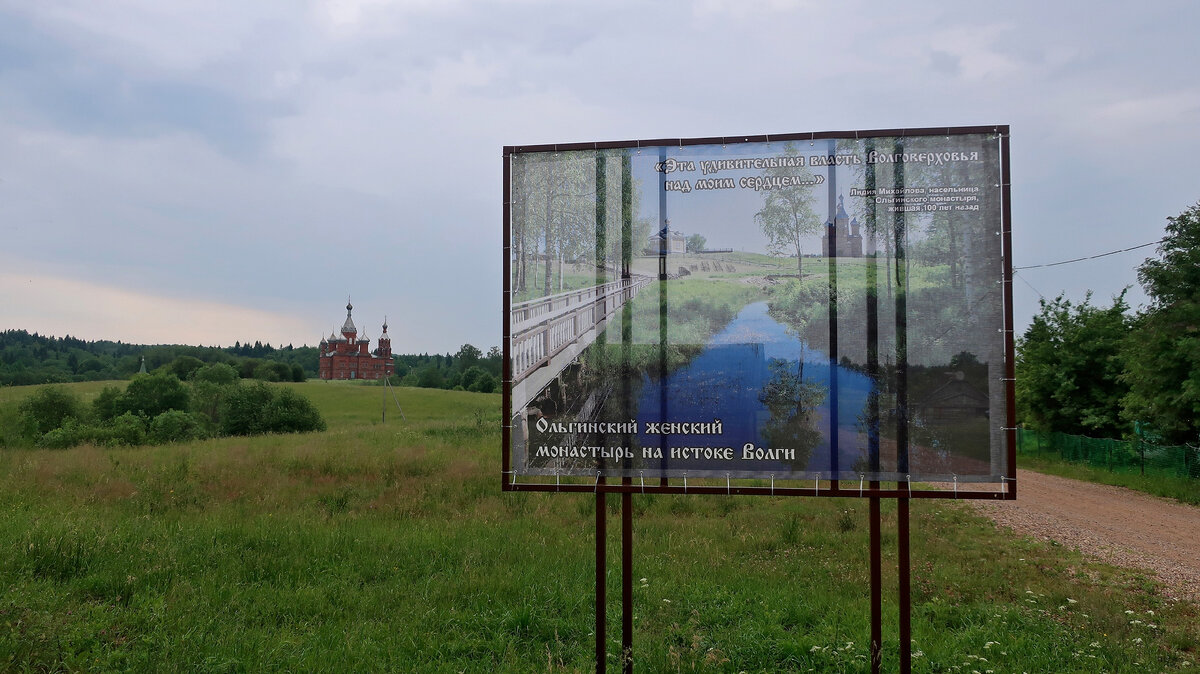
37,418,94,449
469,372,497,394
216,383,325,436
192,362,238,385
263,388,326,434
252,361,292,382
166,355,205,381
17,386,84,438
96,412,148,447
218,382,276,436
149,410,208,444
92,386,122,422
117,371,190,418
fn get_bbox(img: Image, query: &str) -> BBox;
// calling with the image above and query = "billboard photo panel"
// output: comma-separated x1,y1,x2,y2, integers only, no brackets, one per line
504,127,1014,496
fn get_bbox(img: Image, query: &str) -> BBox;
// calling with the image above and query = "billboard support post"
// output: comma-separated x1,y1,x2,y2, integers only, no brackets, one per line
595,488,606,674
621,493,633,673
898,493,912,672
870,494,882,673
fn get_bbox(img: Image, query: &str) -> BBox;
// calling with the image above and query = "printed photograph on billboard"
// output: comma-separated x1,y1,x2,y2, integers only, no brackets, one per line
504,127,1012,487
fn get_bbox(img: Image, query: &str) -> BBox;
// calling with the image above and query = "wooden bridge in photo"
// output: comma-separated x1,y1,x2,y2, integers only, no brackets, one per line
509,275,653,414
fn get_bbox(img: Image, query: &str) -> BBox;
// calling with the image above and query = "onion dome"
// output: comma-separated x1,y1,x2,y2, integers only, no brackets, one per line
379,317,390,343
341,299,357,336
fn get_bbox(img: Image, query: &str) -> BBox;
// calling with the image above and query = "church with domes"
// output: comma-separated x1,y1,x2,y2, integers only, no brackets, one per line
318,300,394,380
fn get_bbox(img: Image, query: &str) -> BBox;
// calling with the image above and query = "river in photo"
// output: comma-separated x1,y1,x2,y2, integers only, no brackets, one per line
634,301,876,477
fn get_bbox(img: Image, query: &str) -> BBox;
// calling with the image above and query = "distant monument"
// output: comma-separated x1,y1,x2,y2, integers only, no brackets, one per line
822,195,864,258
318,299,395,380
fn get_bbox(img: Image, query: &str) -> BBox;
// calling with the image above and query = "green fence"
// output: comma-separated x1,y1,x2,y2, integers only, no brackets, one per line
1017,429,1200,479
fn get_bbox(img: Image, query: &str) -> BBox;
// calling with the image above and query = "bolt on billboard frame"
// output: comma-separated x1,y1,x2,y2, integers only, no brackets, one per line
503,126,1015,500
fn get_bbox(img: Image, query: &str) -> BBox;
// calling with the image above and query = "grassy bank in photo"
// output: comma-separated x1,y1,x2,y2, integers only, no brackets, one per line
1,381,1197,671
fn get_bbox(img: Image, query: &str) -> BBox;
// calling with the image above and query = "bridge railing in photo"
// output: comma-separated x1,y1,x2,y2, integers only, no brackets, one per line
510,275,653,384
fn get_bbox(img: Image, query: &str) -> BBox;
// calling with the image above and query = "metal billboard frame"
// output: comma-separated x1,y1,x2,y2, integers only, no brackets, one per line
503,125,1015,501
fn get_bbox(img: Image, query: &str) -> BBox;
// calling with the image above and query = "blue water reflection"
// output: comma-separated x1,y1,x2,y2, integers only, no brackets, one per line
636,301,875,477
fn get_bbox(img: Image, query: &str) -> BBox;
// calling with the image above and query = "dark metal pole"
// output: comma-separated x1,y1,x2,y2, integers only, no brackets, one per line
869,494,882,673
622,489,633,673
596,489,607,673
864,137,882,673
893,138,912,673
826,139,840,481
658,147,670,485
898,491,911,674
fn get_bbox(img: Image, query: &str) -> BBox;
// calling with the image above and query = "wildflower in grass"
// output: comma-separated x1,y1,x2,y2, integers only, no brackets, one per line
1131,637,1143,645
1066,598,1077,604
1124,609,1134,614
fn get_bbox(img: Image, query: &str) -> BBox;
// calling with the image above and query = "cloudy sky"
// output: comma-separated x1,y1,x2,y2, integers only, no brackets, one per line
2,0,1197,353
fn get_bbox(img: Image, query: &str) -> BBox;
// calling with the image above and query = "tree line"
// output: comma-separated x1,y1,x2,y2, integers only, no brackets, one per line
1016,202,1200,446
390,344,502,393
0,332,318,386
0,332,504,395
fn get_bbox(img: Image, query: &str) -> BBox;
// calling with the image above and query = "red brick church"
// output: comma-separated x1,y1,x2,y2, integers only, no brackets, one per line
318,300,394,380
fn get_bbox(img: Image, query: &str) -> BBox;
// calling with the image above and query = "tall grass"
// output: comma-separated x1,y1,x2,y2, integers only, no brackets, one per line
0,381,1197,671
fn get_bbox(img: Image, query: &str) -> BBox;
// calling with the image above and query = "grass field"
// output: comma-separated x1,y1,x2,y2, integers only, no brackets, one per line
1,381,1198,671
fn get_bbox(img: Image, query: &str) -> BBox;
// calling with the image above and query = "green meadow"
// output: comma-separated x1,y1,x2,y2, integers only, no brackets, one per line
1,382,1197,672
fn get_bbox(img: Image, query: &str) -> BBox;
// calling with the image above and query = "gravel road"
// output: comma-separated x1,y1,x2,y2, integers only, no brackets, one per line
969,469,1200,603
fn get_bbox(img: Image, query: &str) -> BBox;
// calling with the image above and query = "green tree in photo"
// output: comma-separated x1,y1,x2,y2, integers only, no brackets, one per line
685,233,707,253
1122,202,1200,444
754,144,822,278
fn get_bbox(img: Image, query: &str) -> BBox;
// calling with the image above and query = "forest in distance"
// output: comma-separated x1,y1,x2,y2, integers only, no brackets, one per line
0,329,502,394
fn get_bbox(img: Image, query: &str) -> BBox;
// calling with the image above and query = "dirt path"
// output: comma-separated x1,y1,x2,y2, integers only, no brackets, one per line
969,469,1200,602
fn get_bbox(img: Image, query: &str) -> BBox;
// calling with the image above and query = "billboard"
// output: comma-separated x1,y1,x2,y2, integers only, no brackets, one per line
503,127,1013,494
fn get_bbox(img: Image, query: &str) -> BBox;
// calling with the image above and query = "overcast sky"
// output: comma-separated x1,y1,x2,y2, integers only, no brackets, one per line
2,0,1197,353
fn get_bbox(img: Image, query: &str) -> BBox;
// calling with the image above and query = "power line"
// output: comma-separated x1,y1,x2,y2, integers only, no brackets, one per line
1014,239,1162,270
